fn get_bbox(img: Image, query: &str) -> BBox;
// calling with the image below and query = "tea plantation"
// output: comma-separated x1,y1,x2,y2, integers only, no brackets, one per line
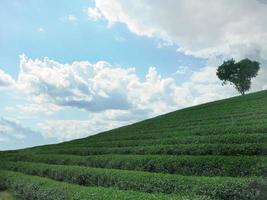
0,91,267,199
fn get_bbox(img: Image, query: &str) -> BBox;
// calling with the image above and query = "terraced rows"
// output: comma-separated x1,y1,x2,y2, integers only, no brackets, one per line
1,91,267,199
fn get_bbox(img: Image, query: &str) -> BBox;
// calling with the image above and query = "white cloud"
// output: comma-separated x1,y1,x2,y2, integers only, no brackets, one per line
16,103,62,115
37,27,45,32
91,0,267,59
0,117,54,150
191,67,218,84
114,36,125,42
0,69,15,88
38,120,94,141
174,66,189,75
250,60,267,90
156,40,173,49
87,7,102,21
17,54,133,112
38,113,124,141
68,15,77,22
37,108,154,141
16,54,195,115
4,103,62,115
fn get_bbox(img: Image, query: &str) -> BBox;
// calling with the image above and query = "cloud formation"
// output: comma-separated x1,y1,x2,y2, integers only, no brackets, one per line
0,69,15,88
87,7,102,21
37,27,45,32
90,0,267,59
17,55,195,115
0,117,54,150
68,15,77,22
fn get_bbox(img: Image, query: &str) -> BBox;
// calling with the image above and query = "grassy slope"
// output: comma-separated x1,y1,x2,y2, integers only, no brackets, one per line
1,90,267,199
0,191,16,200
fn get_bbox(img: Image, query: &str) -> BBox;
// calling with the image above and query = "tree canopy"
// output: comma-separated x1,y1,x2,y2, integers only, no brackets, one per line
216,58,260,95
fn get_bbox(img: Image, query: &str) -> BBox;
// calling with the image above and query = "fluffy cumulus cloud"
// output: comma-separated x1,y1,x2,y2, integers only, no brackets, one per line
37,108,156,141
174,66,189,75
37,110,132,141
68,15,77,22
87,7,102,21
90,0,267,59
16,55,194,115
0,117,54,150
38,120,101,142
0,69,15,88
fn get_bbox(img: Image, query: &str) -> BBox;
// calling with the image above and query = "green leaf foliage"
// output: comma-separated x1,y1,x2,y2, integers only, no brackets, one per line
216,58,260,95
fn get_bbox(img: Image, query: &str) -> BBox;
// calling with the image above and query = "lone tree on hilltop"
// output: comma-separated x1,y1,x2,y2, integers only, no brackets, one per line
216,58,260,95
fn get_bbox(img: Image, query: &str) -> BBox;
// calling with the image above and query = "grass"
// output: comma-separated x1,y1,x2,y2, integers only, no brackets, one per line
0,191,16,200
2,153,266,177
0,171,208,200
1,90,267,199
30,133,267,149
35,143,267,156
0,161,263,199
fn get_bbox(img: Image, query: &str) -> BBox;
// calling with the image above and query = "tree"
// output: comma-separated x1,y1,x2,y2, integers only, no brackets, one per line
216,58,260,95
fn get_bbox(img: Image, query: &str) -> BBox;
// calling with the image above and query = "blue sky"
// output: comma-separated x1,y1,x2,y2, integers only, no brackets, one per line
0,0,203,79
1,0,267,150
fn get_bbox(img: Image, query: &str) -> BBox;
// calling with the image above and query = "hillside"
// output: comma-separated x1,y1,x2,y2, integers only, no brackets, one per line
0,90,267,199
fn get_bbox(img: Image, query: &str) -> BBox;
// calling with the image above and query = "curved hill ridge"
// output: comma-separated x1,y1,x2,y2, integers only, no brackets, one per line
1,90,267,200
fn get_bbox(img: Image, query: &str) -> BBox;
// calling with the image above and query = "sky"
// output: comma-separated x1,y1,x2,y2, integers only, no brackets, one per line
0,0,267,150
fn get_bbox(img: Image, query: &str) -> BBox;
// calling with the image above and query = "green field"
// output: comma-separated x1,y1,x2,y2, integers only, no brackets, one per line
0,191,16,200
0,91,267,199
